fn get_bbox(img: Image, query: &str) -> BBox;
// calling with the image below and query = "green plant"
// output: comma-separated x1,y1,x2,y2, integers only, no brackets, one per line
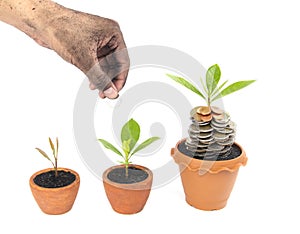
166,64,255,106
98,118,160,176
35,137,59,177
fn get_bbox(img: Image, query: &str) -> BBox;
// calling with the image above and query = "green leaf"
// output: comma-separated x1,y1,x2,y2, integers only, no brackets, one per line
131,137,160,156
98,139,123,157
211,80,228,97
121,119,140,152
212,80,256,102
166,74,206,100
206,64,221,94
35,147,53,163
122,139,131,155
48,137,55,157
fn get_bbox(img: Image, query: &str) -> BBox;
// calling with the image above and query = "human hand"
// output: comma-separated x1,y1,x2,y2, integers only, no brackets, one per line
44,8,130,99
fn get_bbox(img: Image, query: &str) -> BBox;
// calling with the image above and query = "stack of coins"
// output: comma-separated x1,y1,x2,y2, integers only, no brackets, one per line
185,106,236,159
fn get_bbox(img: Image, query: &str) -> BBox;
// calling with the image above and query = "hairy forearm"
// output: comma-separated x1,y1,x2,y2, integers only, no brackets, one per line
0,0,65,47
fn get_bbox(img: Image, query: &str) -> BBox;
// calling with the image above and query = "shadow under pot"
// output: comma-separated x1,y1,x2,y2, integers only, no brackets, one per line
171,139,247,211
29,167,80,215
102,164,153,214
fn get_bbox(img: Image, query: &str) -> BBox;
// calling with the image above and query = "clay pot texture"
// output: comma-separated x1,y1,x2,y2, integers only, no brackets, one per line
102,164,153,214
29,168,80,215
171,139,247,211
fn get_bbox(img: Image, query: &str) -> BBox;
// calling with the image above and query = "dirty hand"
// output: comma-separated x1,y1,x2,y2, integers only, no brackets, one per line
0,0,129,99
45,9,129,99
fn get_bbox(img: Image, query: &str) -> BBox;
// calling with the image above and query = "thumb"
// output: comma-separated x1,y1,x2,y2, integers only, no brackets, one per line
86,63,118,99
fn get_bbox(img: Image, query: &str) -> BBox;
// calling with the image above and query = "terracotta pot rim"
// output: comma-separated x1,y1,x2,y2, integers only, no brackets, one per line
171,139,248,173
102,164,153,189
29,167,80,191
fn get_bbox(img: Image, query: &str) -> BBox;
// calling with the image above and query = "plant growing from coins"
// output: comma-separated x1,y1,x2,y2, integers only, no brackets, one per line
35,137,59,177
167,64,255,159
98,118,160,176
167,64,255,107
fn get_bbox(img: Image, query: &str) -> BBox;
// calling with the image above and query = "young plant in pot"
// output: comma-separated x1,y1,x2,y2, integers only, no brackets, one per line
29,137,80,215
167,64,255,211
98,118,160,214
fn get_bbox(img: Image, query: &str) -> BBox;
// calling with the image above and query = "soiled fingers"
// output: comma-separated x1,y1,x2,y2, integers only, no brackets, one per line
86,64,119,99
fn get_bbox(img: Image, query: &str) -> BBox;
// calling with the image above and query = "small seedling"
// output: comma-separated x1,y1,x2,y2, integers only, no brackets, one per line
98,118,160,176
167,64,255,106
36,137,59,177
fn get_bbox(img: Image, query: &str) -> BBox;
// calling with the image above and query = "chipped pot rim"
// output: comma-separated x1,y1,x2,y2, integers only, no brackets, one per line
171,139,248,174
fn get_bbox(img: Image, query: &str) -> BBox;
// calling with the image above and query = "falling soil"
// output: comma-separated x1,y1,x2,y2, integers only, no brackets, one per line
34,170,76,188
178,141,242,161
107,167,148,184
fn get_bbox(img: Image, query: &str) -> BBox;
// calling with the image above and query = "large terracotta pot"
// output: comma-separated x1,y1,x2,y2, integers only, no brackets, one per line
29,168,80,215
102,164,153,214
171,139,247,211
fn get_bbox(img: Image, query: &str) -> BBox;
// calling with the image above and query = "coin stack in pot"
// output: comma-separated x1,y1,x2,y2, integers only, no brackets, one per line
185,106,236,160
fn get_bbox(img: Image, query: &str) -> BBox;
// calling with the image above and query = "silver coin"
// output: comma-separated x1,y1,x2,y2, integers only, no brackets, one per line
196,141,211,148
213,112,231,124
199,124,214,132
198,137,214,144
188,133,199,140
211,106,224,115
198,131,213,139
189,124,201,133
186,137,198,144
191,118,211,126
214,132,230,141
218,145,231,153
206,143,225,151
211,120,229,128
217,137,235,146
212,126,234,134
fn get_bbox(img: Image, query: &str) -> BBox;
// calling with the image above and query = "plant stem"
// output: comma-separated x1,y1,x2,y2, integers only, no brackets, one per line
125,163,128,177
125,152,129,178
207,97,211,107
54,157,58,177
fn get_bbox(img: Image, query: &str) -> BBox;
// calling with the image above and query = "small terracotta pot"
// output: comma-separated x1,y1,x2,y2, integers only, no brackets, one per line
29,168,80,215
102,164,153,214
171,139,247,211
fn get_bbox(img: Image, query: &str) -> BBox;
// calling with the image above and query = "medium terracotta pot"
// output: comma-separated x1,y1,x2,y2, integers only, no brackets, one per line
102,164,153,214
29,168,80,215
171,139,247,211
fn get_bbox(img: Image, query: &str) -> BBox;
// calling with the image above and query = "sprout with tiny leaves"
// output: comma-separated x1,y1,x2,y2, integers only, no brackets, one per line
36,137,59,177
98,119,160,177
166,64,255,107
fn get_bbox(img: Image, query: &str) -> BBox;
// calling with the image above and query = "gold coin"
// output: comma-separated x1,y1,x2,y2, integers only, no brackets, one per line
196,106,211,115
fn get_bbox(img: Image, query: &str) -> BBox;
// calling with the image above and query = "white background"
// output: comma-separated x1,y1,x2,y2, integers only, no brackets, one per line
0,0,299,233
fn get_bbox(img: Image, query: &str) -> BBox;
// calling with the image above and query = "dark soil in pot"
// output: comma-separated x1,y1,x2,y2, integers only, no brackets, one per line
178,140,242,161
107,166,148,184
34,170,76,188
